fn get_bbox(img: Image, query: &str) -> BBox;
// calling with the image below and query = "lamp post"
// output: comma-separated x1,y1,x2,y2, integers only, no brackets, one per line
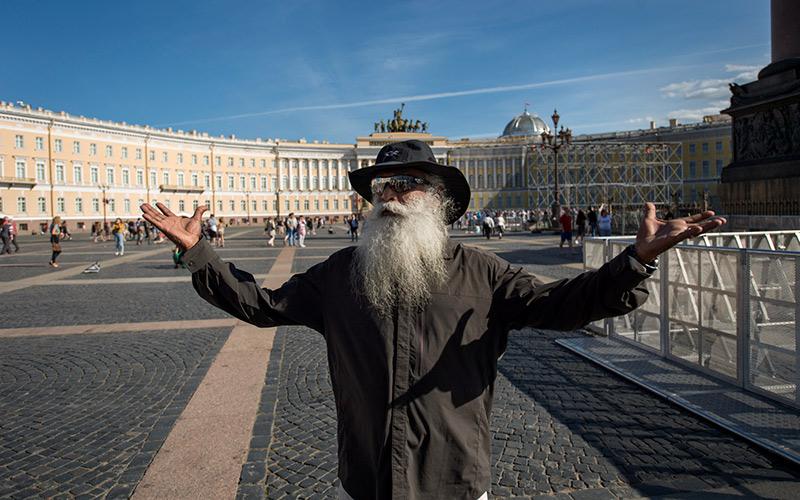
98,184,110,228
244,190,252,223
540,109,572,228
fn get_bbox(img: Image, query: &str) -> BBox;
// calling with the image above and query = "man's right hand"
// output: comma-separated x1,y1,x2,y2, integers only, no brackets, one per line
141,203,207,251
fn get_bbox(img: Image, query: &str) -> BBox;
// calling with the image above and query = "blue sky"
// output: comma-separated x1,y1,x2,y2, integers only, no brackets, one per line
1,0,769,144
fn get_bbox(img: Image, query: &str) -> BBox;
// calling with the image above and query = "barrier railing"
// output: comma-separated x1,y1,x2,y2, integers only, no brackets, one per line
584,234,800,409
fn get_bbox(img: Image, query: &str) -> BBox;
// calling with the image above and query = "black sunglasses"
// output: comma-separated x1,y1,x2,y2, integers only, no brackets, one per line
370,175,431,196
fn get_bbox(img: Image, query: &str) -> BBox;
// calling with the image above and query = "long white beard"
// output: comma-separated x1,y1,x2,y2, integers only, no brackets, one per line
352,192,450,318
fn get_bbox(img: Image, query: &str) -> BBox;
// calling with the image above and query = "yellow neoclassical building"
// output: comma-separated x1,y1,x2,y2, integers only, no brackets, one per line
0,101,731,232
0,102,361,232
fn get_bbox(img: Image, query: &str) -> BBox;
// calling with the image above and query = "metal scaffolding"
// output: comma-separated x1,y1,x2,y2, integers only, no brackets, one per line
527,141,683,215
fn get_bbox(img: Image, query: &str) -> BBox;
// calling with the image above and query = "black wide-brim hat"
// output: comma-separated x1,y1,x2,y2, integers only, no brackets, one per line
349,139,471,224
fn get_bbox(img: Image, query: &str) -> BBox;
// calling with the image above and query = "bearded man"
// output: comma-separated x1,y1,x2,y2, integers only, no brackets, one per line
141,139,724,500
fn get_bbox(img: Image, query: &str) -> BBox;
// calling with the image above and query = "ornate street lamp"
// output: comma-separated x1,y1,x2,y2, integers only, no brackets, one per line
540,109,572,227
98,184,110,227
244,190,252,223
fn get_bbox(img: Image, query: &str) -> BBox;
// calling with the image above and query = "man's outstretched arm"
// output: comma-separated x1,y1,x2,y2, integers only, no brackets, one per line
141,203,205,251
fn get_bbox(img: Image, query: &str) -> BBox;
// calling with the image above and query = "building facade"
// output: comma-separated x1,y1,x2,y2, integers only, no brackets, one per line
0,101,732,232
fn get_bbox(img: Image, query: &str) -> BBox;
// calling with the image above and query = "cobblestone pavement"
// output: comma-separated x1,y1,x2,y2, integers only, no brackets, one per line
1,227,799,499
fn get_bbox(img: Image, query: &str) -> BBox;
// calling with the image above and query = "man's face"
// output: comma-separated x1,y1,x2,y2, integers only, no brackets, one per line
372,168,432,217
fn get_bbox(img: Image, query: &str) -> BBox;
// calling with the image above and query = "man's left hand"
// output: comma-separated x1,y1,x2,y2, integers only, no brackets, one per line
634,202,726,263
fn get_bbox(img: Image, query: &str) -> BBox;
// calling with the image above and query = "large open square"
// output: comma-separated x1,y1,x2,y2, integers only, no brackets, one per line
1,227,799,499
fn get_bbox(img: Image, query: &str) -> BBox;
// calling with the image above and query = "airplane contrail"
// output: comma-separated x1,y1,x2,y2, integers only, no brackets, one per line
157,65,693,127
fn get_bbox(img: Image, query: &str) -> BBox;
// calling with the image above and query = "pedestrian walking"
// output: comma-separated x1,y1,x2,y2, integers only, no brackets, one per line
496,213,505,239
141,139,725,500
587,206,598,237
112,218,126,255
575,209,587,245
482,212,495,239
8,216,20,252
49,216,63,268
217,217,226,247
264,218,276,247
0,217,12,255
348,215,359,242
559,208,575,255
598,204,613,237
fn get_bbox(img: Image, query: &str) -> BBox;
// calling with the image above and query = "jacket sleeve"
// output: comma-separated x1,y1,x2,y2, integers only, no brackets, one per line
180,239,326,332
495,249,652,332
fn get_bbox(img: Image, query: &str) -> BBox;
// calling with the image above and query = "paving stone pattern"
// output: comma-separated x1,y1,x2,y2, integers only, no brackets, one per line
241,322,800,499
1,282,229,329
0,328,231,500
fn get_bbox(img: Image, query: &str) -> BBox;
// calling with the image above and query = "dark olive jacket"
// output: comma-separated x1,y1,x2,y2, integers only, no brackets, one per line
181,239,651,500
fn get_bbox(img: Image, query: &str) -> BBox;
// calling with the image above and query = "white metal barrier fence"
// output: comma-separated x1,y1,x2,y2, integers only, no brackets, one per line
584,233,800,409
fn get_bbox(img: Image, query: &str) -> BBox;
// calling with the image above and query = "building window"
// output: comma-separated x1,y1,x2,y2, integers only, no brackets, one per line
702,160,710,178
688,161,697,178
292,176,299,190
35,137,44,151
74,165,83,183
323,199,329,210
73,141,81,154
314,200,319,210
229,200,235,212
106,145,113,157
715,159,724,175
271,175,278,190
163,172,170,185
136,170,144,186
239,175,246,189
702,142,709,154
191,154,198,165
56,197,65,212
285,199,290,211
688,144,696,155
76,197,83,213
15,135,24,149
55,164,65,183
107,168,115,184
123,198,131,213
204,155,209,166
281,175,288,190
322,176,328,190
228,157,234,167
177,172,185,186
216,174,222,189
54,139,63,153
193,200,199,211
122,169,130,185
150,150,156,161
215,157,221,167
179,199,185,212
161,152,167,163
91,166,99,183
150,171,157,186
177,153,183,164
136,148,142,160
192,173,199,187
204,174,211,188
16,160,26,178
228,175,235,189
121,147,128,159
261,159,266,168
37,197,46,212
36,162,46,181
92,198,100,213
239,158,245,168
241,200,246,211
